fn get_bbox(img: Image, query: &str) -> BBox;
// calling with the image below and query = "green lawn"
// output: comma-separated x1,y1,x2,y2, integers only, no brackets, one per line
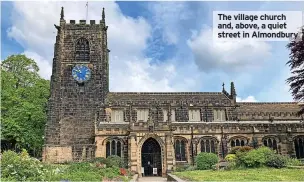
174,168,304,181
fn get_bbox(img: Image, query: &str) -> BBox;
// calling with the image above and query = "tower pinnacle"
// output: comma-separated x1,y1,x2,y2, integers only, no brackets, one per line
60,7,64,20
231,82,236,96
102,7,105,21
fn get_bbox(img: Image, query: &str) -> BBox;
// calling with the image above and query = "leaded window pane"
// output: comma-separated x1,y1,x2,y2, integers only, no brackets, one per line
106,141,111,158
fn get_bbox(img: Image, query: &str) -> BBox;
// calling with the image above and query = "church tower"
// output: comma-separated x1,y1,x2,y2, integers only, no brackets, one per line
43,7,109,162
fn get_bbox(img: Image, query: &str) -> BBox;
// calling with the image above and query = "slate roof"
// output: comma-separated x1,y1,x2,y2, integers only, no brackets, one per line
236,102,301,120
105,92,233,106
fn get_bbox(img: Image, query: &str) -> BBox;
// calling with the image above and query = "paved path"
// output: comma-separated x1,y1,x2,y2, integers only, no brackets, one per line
137,177,167,182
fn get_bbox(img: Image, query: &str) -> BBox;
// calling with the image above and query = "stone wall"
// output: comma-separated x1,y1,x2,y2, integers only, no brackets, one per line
42,146,72,163
44,9,109,162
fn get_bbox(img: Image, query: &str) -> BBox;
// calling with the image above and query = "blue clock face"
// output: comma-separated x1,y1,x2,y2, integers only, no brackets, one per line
72,65,91,82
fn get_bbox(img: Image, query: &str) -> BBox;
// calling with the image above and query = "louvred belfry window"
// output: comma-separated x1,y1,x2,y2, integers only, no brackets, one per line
75,38,90,61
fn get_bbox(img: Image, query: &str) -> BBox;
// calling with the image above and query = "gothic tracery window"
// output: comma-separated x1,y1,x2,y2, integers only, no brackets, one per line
263,137,278,152
230,138,247,148
200,137,217,154
75,38,90,62
294,136,304,159
106,139,123,158
175,138,187,161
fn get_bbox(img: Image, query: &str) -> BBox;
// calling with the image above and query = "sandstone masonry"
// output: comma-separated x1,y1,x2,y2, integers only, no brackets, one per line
43,7,304,177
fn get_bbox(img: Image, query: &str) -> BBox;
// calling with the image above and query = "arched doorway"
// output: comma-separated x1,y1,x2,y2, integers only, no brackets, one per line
141,138,162,176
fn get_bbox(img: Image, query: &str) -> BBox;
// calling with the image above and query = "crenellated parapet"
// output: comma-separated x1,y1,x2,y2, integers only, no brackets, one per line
66,19,106,25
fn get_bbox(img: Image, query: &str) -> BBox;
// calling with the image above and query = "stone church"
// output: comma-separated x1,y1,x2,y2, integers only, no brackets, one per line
43,7,304,176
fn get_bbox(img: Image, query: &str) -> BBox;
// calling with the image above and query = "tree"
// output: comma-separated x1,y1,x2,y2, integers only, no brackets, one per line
286,28,304,115
1,54,50,158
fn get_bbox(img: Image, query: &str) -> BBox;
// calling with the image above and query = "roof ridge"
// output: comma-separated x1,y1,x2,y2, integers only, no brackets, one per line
108,92,224,95
238,102,298,105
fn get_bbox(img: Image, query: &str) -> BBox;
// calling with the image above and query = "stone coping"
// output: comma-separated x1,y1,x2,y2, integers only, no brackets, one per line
167,174,185,182
238,102,298,105
109,92,223,95
171,121,303,124
97,121,303,126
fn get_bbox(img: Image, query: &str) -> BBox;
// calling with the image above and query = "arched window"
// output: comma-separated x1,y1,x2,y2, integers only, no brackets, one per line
268,138,273,148
106,139,123,158
294,136,304,159
181,140,186,160
201,140,205,152
206,140,210,153
117,141,121,157
200,137,217,154
211,140,216,153
264,140,267,146
111,140,116,156
175,138,187,161
273,140,277,151
263,137,278,152
231,140,235,148
75,38,90,61
106,141,111,157
241,140,245,146
236,139,240,146
230,138,247,147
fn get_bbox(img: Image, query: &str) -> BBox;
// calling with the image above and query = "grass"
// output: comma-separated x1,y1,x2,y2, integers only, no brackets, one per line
1,162,131,182
42,163,131,182
174,168,304,181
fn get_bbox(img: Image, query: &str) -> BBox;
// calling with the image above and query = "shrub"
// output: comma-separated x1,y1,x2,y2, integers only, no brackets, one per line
185,165,197,171
229,146,241,154
241,147,274,168
239,146,254,153
100,167,120,180
90,157,108,168
175,164,189,172
265,154,286,168
95,163,107,168
285,157,302,166
1,149,46,181
229,146,253,154
195,152,219,170
226,161,237,170
90,157,107,164
235,149,250,168
106,155,125,168
225,154,237,162
120,168,128,176
67,162,97,173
